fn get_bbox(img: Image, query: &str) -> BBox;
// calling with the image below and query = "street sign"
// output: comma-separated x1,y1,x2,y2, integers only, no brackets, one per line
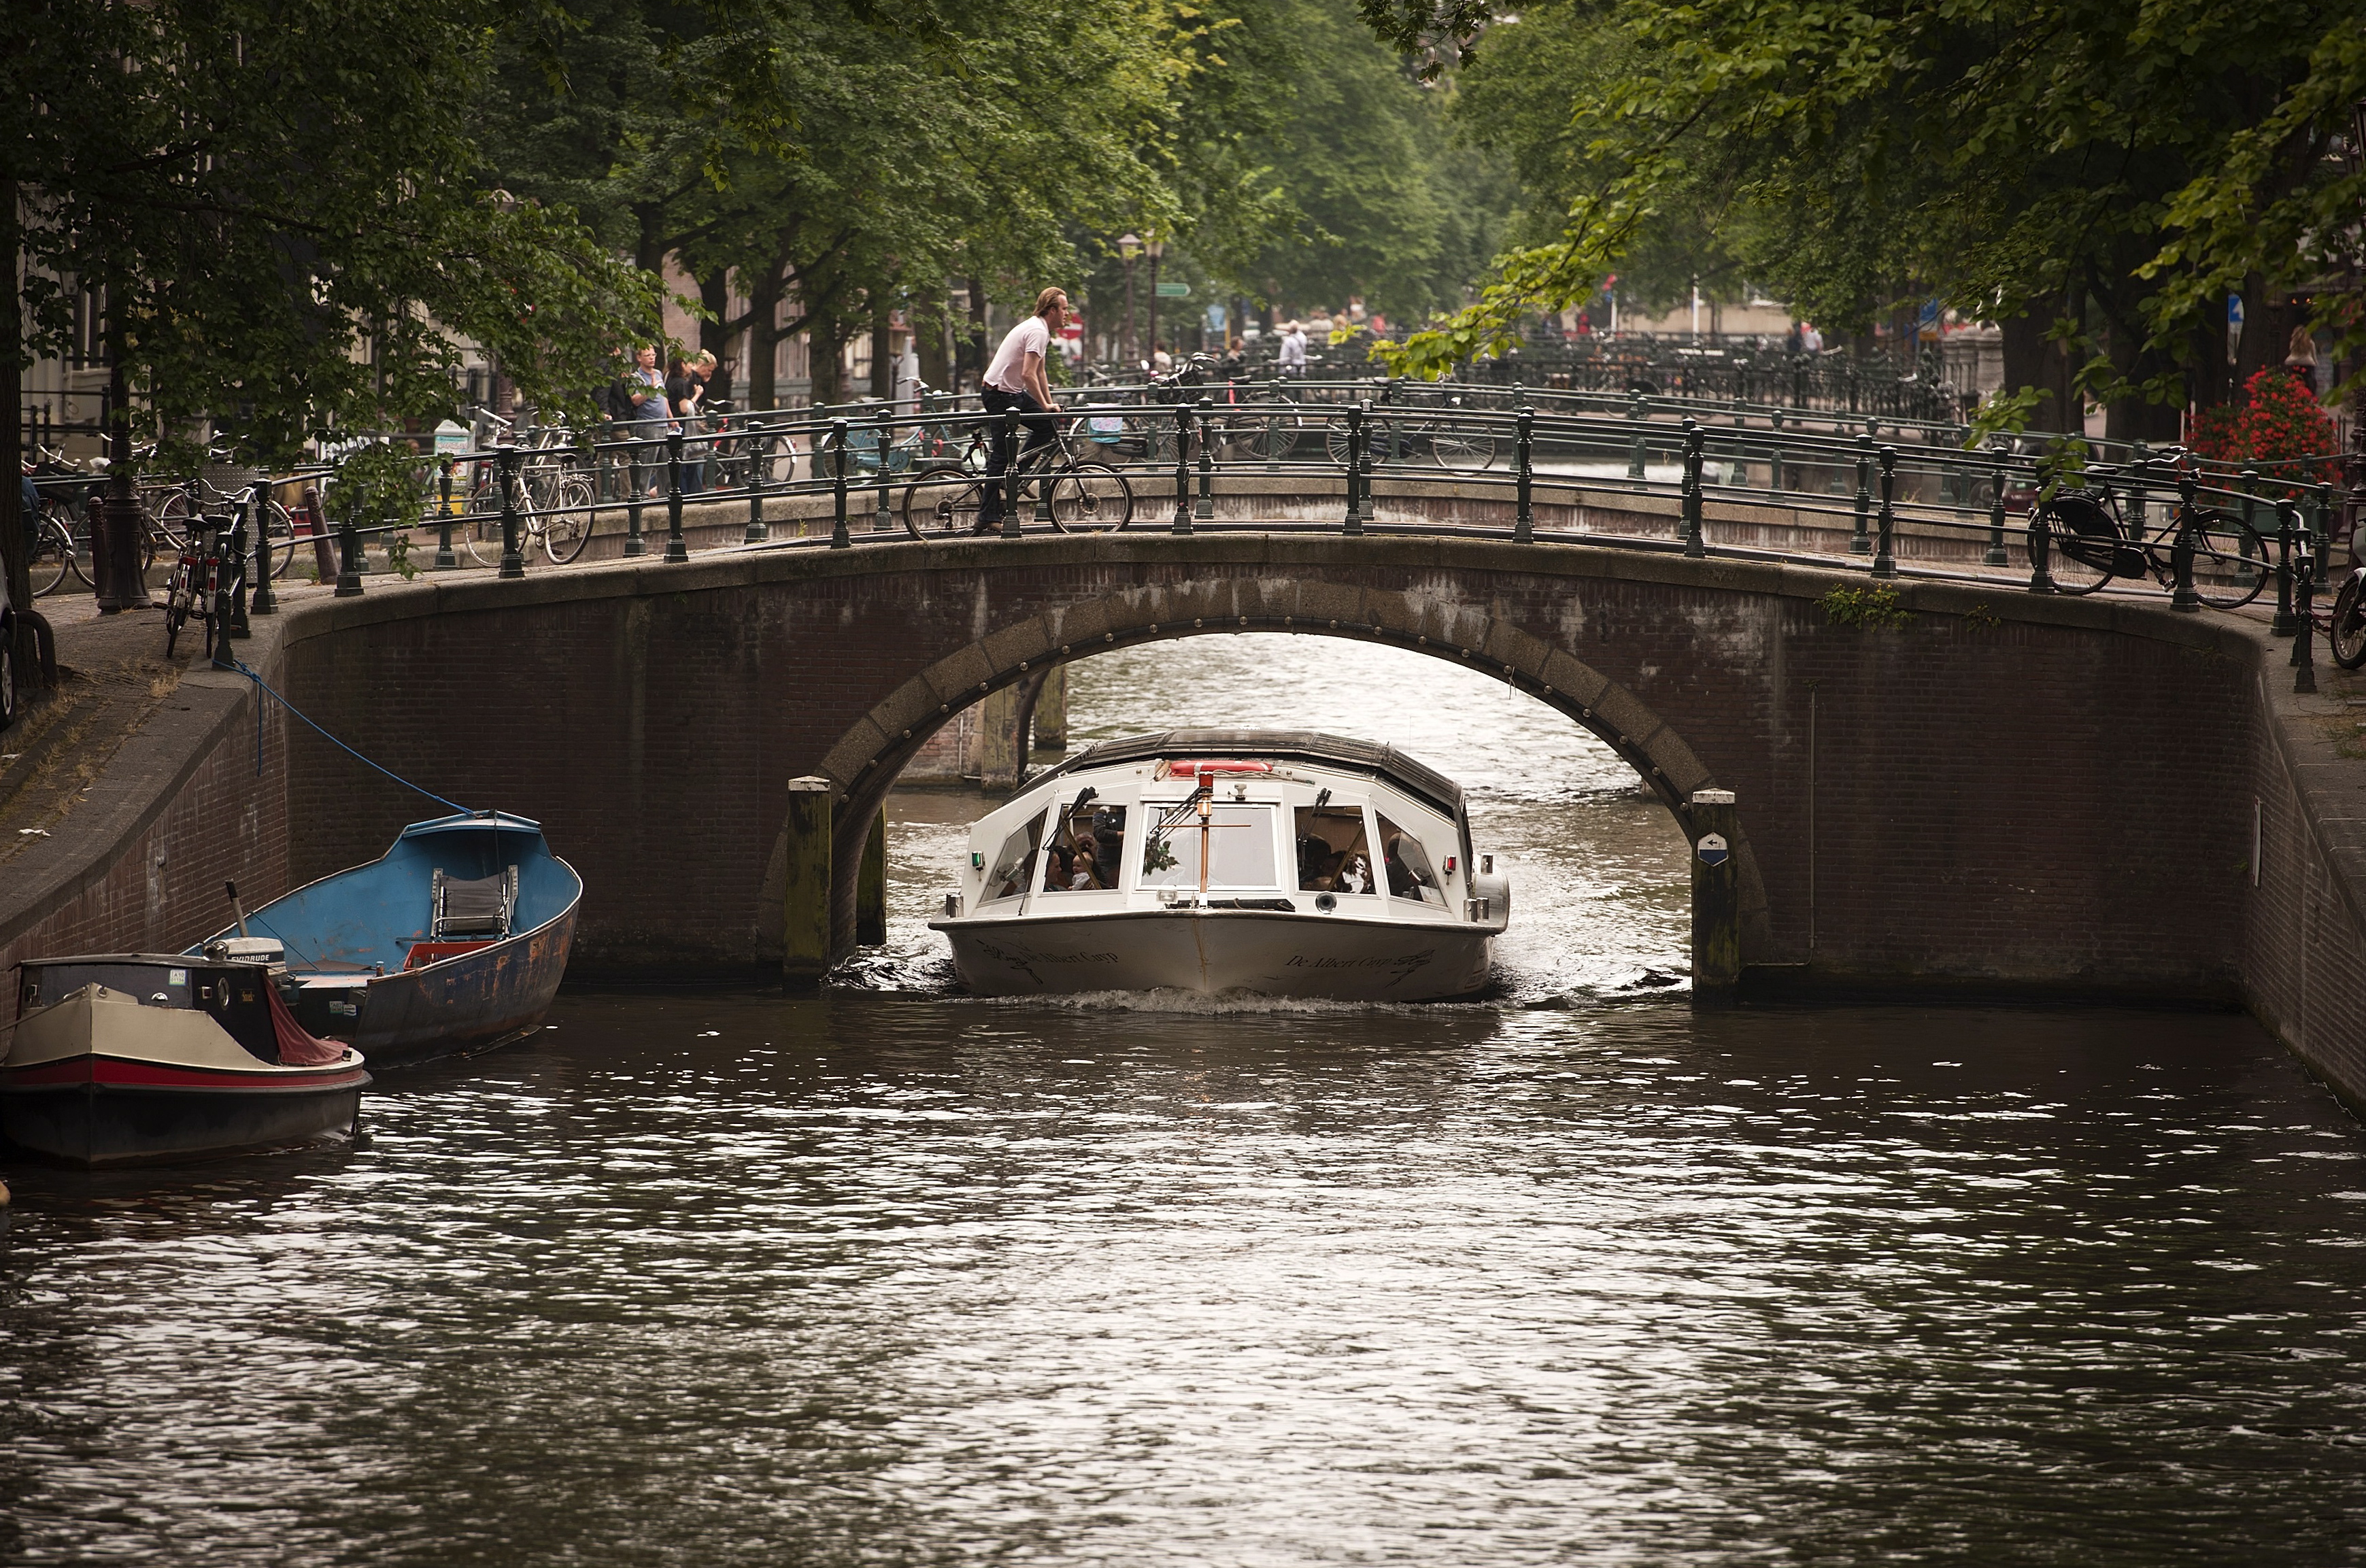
1154,282,1190,298
1695,832,1729,867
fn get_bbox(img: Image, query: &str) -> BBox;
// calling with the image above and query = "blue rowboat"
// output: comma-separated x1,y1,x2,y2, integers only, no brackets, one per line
190,811,581,1067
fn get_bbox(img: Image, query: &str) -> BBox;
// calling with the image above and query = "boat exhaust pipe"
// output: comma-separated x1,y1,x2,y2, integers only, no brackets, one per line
226,881,252,940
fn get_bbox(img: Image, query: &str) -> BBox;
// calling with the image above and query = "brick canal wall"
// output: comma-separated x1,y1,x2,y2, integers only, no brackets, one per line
5,514,2364,1113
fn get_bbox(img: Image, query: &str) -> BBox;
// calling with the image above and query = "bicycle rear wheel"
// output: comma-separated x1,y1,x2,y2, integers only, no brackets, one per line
543,473,596,563
2187,509,2269,609
2333,574,2366,670
163,560,196,655
461,494,507,568
29,518,73,595
2030,498,2116,596
1048,464,1134,533
902,464,985,541
1429,430,1499,471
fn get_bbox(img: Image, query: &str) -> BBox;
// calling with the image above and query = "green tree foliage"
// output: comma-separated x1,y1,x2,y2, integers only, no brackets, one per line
1245,0,1513,323
1353,0,2366,426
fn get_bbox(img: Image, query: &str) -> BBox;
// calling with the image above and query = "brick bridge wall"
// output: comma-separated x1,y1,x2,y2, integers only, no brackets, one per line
249,535,2263,1014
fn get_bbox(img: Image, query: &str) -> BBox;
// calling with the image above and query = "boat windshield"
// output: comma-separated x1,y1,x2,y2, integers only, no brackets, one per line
1043,802,1126,892
983,813,1046,903
1377,813,1442,904
1141,803,1278,889
1295,806,1375,893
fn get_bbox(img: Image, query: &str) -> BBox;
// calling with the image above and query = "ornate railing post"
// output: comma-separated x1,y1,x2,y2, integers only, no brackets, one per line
1984,443,2009,566
2170,471,2200,612
1850,434,1873,553
1265,375,1284,473
2239,466,2263,590
1682,417,1705,557
830,419,852,549
1170,400,1194,534
2295,532,2319,694
1872,445,1898,579
2273,498,2299,636
224,500,250,643
249,479,279,615
335,509,365,596
1627,389,1648,488
1513,403,1535,543
498,442,526,579
624,435,647,557
433,458,456,569
1769,408,1786,494
2314,479,2336,560
875,403,898,531
745,420,769,544
1195,394,1216,519
1000,403,1025,539
664,428,690,562
1344,403,1366,536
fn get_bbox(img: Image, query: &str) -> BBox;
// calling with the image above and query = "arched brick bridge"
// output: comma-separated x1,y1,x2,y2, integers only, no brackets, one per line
256,528,2265,1002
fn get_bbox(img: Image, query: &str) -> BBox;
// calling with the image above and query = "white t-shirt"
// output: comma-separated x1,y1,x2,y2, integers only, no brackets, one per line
1279,329,1308,367
983,316,1050,394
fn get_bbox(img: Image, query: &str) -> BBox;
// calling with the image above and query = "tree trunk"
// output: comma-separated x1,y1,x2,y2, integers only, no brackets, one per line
868,294,893,400
809,308,847,406
1,177,37,688
697,267,734,385
962,277,990,390
915,286,950,397
2001,311,2076,432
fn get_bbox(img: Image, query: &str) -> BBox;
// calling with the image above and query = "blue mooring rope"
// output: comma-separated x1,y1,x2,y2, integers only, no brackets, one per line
233,660,473,815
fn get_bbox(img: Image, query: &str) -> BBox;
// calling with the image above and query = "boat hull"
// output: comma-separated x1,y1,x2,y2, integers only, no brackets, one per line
938,908,1494,1001
0,989,368,1168
288,905,579,1066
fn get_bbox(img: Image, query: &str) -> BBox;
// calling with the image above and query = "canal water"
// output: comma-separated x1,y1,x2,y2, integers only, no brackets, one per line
5,639,2365,1565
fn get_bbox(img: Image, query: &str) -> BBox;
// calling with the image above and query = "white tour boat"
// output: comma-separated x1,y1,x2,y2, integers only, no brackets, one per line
931,730,1510,1000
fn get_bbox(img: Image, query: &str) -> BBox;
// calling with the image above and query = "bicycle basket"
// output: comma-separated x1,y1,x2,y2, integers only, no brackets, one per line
2046,493,2144,577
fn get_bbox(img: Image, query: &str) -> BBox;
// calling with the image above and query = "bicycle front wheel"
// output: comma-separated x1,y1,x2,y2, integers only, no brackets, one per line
902,464,984,541
163,563,195,655
461,498,507,568
1048,464,1134,533
2333,574,2366,670
2188,509,2269,609
543,475,596,563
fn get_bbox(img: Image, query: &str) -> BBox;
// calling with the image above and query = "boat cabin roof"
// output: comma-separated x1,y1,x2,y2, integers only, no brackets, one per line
396,809,548,841
18,953,216,971
1041,730,1462,819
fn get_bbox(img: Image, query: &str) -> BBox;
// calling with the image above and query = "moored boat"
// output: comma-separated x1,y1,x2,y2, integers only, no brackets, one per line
2,953,367,1167
190,811,582,1066
931,730,1511,1000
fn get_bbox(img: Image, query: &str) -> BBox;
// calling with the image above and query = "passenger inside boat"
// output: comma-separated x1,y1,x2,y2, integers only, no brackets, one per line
1043,802,1125,891
985,815,1046,902
1379,815,1442,903
1295,805,1375,893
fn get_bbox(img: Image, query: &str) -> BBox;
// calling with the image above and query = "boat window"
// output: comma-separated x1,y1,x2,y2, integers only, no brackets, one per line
1043,802,1127,892
1295,806,1376,894
20,962,193,1011
1376,813,1442,904
983,813,1047,903
1141,803,1279,889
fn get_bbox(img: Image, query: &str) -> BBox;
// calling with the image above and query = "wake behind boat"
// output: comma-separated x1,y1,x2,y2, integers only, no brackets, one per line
931,730,1511,1000
190,811,581,1066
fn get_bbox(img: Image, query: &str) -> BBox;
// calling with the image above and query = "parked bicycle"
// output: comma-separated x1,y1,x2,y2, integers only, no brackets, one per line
900,417,1134,539
457,443,594,566
1323,381,1500,472
2029,470,2267,606
162,506,244,659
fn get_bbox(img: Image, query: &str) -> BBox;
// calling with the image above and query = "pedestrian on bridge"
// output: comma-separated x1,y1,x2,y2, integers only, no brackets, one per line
979,287,1070,534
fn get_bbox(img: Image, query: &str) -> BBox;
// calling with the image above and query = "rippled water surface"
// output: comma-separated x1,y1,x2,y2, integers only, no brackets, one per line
4,642,2363,1565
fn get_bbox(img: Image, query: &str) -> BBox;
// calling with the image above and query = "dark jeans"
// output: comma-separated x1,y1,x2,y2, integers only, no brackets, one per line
981,386,1057,526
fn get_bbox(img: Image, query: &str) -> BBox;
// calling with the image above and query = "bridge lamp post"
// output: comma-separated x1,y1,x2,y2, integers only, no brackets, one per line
1118,233,1140,367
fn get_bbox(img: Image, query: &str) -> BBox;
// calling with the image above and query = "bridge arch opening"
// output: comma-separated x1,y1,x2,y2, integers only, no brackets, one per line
779,585,1768,983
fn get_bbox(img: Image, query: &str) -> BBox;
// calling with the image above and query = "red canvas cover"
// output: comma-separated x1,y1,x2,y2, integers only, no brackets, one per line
266,983,348,1066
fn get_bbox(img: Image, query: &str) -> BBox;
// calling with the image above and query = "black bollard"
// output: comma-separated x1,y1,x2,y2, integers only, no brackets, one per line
435,457,457,569
2274,499,2298,636
1514,405,1535,543
1345,404,1366,536
745,421,770,544
1170,400,1194,534
2296,543,2319,694
1682,418,1705,558
335,513,364,597
2169,473,2200,613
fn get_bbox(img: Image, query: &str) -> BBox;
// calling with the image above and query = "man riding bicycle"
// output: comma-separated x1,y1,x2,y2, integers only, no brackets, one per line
979,287,1070,533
